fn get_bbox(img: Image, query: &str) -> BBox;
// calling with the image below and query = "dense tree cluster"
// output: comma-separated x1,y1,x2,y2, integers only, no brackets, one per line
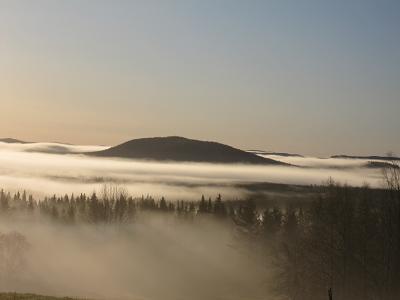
0,162,399,300
232,162,400,300
255,181,400,300
0,189,232,224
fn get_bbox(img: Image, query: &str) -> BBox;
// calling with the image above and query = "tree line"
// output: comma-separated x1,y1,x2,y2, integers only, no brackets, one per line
0,189,234,223
0,162,399,300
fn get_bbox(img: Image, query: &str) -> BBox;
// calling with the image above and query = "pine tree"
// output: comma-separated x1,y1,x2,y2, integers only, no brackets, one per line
214,194,226,217
198,195,207,213
159,197,168,211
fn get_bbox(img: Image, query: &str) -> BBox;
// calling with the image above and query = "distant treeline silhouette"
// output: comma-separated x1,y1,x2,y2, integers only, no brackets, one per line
0,293,87,300
0,162,399,300
0,188,233,223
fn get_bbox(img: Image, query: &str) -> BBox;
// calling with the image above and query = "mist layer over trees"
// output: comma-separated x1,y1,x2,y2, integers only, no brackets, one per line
0,161,399,300
0,141,385,202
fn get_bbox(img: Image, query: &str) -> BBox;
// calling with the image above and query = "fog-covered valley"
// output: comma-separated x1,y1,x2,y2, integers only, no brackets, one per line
0,141,385,200
0,214,270,300
1,140,399,300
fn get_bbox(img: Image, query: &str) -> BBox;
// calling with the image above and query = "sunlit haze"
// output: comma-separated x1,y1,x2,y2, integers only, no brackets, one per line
1,0,399,155
1,2,400,300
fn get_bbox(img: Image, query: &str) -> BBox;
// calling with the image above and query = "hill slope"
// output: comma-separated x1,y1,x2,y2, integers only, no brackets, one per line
332,154,400,161
88,136,285,165
0,138,28,144
247,150,303,157
0,293,85,300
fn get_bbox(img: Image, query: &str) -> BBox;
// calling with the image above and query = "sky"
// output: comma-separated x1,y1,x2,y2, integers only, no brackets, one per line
0,0,399,156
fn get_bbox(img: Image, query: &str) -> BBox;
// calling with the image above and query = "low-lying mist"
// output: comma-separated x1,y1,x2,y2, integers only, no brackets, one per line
0,142,384,200
0,213,269,300
0,142,398,299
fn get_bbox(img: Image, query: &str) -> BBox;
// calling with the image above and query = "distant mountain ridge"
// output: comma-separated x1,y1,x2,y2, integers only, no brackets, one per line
88,136,286,165
248,150,303,157
331,154,400,161
0,138,28,144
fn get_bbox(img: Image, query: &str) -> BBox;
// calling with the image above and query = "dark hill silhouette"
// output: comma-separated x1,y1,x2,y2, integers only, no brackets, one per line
365,161,399,169
0,138,28,144
88,136,286,165
332,154,400,161
247,150,303,157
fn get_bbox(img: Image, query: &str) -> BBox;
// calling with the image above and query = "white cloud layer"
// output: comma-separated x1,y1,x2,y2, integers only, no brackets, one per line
0,142,385,199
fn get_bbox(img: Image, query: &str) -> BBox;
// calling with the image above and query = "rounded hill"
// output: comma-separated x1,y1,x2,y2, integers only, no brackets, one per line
88,136,285,165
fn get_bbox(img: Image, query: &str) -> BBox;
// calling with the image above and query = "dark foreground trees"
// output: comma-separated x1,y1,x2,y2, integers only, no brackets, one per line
259,163,400,300
0,162,399,300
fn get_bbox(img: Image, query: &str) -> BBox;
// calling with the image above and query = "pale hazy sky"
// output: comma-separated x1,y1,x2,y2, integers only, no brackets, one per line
0,0,399,156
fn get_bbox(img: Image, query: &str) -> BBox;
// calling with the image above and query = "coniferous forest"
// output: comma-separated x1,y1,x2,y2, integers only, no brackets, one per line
1,163,399,300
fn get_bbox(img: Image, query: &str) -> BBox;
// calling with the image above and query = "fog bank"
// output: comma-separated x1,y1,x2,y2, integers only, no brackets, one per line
0,142,384,199
0,214,269,300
